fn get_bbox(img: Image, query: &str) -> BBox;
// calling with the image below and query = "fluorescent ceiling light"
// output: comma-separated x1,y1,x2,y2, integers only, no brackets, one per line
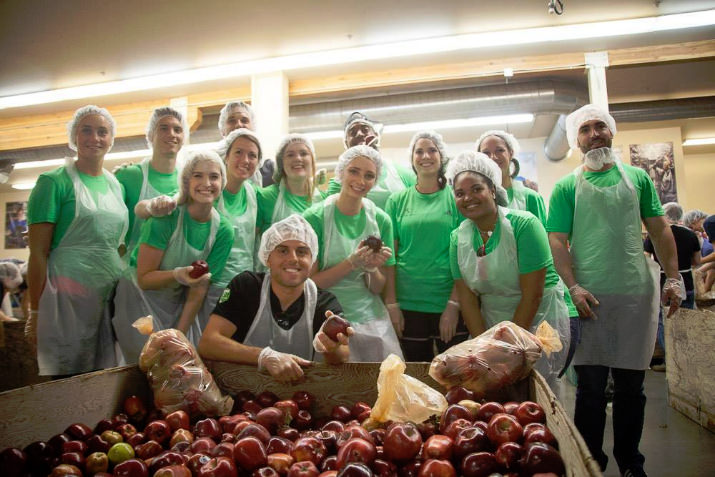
2,10,714,110
12,182,36,190
683,137,715,146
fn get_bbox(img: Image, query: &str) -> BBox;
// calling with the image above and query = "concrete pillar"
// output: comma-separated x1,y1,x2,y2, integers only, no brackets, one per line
585,51,610,110
251,72,289,157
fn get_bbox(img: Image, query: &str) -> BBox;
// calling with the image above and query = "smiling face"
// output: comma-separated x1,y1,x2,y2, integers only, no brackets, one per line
577,119,613,154
223,106,254,135
412,138,442,176
75,114,113,161
282,142,314,181
453,172,498,221
346,122,378,148
340,156,377,200
479,135,511,178
188,160,223,204
226,136,259,183
267,239,313,289
152,115,185,157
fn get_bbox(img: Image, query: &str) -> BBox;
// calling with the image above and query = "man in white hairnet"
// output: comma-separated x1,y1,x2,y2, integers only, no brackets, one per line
547,104,682,477
198,214,352,382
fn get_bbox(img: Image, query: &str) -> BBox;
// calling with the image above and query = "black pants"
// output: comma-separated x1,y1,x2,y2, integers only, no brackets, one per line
574,365,646,473
399,309,469,362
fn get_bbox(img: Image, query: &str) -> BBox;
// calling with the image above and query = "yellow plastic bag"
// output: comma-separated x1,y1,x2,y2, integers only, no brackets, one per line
370,354,447,424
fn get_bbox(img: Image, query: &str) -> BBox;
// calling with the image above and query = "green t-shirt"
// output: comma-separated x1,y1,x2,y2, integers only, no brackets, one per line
303,202,396,268
326,162,417,209
257,183,326,232
385,186,464,313
28,166,124,249
131,207,234,282
546,163,664,236
115,161,179,243
509,183,547,227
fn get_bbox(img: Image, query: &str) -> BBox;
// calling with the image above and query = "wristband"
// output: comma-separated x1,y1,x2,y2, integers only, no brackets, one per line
447,300,460,310
386,303,400,309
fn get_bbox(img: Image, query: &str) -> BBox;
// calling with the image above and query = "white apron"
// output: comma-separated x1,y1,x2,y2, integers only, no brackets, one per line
113,205,219,363
508,180,528,211
457,206,570,385
321,195,403,362
199,183,258,329
37,158,128,375
570,160,660,370
243,273,316,360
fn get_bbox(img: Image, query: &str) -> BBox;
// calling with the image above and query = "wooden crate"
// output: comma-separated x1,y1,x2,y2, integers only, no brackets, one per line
0,362,601,477
665,308,715,431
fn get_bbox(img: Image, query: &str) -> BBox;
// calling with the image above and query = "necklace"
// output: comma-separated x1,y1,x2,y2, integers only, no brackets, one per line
477,229,493,257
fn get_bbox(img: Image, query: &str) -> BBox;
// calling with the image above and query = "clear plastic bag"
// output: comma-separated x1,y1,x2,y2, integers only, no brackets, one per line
135,316,233,417
429,321,561,398
370,354,447,424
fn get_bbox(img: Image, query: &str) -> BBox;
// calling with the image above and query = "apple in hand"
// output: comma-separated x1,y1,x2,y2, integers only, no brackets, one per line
322,315,351,342
190,260,209,278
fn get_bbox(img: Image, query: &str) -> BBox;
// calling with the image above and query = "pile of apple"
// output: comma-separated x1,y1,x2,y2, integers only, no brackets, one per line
0,386,565,477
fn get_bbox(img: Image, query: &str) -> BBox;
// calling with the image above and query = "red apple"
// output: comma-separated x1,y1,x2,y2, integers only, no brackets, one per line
460,451,498,477
64,423,93,441
422,434,454,460
86,434,112,454
234,436,268,471
452,427,490,460
322,421,345,433
457,400,482,420
383,422,422,463
258,407,290,433
278,427,301,442
166,410,191,432
190,260,209,278
334,462,371,477
292,392,315,411
48,434,72,455
371,458,397,477
211,441,235,458
475,402,505,423
0,447,27,477
322,315,351,342
368,429,385,447
244,400,264,415
60,452,85,472
441,418,472,440
123,395,148,424
336,438,376,469
495,441,522,472
417,459,456,477
101,430,123,446
315,430,338,454
523,426,558,448
267,436,295,455
148,450,186,474
502,401,520,415
417,420,437,440
293,410,313,431
237,423,272,445
190,437,218,455
398,459,422,477
331,406,353,423
126,432,146,447
350,402,371,420
486,413,523,446
254,467,281,477
287,460,319,477
116,423,138,441
514,401,545,426
319,471,337,477
24,440,55,476
94,419,114,435
445,386,475,405
439,405,473,433
268,452,295,475
112,413,130,429
49,464,82,476
153,464,192,477
186,454,212,475
62,440,88,454
113,458,149,477
197,456,238,477
195,418,222,440
256,391,280,408
170,428,195,448
291,437,327,466
337,426,373,448
519,442,565,476
135,440,164,460
275,400,300,421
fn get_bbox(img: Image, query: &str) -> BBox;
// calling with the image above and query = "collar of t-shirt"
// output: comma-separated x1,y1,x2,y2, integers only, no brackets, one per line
268,285,306,330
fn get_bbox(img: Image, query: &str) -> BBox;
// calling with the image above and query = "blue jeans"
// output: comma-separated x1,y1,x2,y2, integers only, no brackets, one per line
574,365,646,473
657,290,694,351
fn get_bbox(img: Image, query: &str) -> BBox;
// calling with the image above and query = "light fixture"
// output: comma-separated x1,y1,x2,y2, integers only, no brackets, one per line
2,10,714,110
683,137,715,146
11,182,36,190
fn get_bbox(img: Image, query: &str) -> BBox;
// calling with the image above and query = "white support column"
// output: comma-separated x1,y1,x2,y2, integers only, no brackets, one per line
169,97,190,143
585,51,610,111
251,72,289,157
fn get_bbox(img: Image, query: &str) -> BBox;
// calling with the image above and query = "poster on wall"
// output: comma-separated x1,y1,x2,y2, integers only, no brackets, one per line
5,201,28,249
629,142,677,204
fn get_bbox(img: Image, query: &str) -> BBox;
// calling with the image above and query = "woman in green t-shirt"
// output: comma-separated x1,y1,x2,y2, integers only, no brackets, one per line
27,105,128,377
303,145,403,362
384,131,468,361
446,151,570,389
112,150,233,364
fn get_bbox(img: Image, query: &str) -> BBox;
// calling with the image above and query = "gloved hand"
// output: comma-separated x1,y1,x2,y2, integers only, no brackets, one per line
147,195,177,217
173,266,211,287
313,312,354,354
257,347,311,382
569,284,600,319
362,246,393,272
386,304,404,338
347,245,373,271
662,276,684,317
439,301,460,343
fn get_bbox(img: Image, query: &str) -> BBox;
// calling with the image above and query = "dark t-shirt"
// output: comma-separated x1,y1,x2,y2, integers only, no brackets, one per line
212,271,343,343
644,224,700,290
703,215,715,244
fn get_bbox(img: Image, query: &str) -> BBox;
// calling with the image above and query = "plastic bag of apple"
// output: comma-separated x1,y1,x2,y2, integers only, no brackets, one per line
429,321,562,399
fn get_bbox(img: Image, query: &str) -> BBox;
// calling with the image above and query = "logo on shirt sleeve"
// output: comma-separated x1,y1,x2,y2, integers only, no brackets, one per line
219,288,231,303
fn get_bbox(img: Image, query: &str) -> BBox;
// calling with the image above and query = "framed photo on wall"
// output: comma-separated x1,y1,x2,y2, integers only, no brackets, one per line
5,201,28,249
629,142,677,204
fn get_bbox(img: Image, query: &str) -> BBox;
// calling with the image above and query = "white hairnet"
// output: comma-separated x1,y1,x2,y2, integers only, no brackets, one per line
662,202,683,224
566,104,617,150
409,130,448,163
216,128,263,162
475,129,520,158
259,214,319,266
446,151,509,207
218,101,255,137
683,209,708,228
343,112,383,149
0,261,22,289
333,145,383,185
274,133,316,183
67,105,116,152
145,106,188,148
177,150,227,205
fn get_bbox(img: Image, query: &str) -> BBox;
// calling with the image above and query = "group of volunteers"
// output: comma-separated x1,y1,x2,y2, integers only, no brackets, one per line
24,100,684,477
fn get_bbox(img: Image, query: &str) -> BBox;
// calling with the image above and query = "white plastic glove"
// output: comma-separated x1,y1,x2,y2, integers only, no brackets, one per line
386,304,404,338
347,244,373,271
257,346,311,382
147,195,177,217
362,246,392,272
313,313,354,354
172,266,211,287
569,284,600,319
439,301,460,343
662,276,684,317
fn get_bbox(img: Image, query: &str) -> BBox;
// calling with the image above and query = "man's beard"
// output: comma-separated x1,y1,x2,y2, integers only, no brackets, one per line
583,147,615,170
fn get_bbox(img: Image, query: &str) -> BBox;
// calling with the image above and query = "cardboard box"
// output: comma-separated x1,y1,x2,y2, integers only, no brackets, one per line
0,362,601,476
665,308,715,431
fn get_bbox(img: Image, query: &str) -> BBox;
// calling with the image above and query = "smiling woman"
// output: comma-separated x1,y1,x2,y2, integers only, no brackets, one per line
112,150,235,364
